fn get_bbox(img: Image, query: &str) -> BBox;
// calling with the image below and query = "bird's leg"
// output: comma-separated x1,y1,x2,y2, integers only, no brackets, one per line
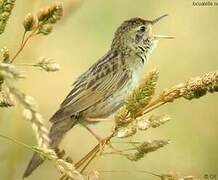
82,124,107,153
83,125,103,142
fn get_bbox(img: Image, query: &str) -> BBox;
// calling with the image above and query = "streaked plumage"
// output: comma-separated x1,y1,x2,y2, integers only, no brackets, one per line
23,15,168,178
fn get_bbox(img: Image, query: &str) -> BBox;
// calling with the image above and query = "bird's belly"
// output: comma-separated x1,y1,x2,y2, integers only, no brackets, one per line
84,70,142,120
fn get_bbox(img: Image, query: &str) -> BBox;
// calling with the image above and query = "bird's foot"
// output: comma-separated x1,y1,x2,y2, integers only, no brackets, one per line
98,138,107,154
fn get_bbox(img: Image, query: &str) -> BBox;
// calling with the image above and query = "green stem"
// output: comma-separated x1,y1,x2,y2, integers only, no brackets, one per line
0,133,42,155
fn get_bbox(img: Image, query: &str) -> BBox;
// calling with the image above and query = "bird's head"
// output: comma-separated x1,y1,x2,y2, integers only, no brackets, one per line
111,14,173,54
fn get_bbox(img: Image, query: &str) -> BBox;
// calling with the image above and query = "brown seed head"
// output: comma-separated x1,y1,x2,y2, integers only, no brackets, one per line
23,13,38,31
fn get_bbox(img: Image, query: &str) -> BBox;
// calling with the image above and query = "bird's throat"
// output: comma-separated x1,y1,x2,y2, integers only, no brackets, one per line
139,39,158,64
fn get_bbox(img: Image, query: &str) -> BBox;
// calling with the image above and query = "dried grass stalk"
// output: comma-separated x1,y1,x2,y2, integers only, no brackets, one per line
0,63,83,180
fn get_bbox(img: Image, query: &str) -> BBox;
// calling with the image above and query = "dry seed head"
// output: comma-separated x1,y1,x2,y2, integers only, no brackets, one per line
23,13,38,31
1,12,9,20
9,87,50,149
24,95,38,110
126,140,170,161
4,3,13,11
0,62,82,179
183,72,218,99
34,57,60,72
117,122,137,138
37,2,63,24
0,63,25,79
137,114,171,130
22,108,32,121
34,147,83,179
47,2,63,23
38,24,53,35
55,159,83,180
37,8,49,22
0,75,3,91
1,46,10,62
161,85,183,102
161,71,218,102
0,92,15,107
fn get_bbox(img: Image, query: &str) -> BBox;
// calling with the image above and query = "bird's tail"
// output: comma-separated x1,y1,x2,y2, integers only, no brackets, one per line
23,117,78,178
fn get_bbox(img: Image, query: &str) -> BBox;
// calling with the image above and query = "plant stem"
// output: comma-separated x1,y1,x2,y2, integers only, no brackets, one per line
73,132,115,173
21,31,27,46
135,97,163,117
10,29,37,63
75,144,100,169
111,141,141,144
58,96,166,176
99,170,164,178
80,147,99,173
104,147,137,155
142,101,166,115
74,98,168,172
0,133,32,149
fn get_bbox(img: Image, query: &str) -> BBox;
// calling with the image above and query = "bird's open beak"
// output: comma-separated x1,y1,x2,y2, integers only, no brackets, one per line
152,14,168,25
153,35,174,39
151,14,174,39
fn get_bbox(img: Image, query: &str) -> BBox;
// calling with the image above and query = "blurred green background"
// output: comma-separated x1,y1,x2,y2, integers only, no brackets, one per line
0,0,218,179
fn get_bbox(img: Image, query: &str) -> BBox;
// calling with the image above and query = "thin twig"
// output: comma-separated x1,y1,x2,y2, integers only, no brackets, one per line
21,31,27,46
80,147,100,173
99,170,164,178
111,141,141,144
0,133,32,150
10,29,37,63
104,147,138,155
142,101,166,115
75,144,100,168
0,133,43,155
74,132,115,171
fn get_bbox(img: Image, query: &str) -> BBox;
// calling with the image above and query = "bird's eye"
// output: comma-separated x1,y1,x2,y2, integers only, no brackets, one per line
140,26,146,32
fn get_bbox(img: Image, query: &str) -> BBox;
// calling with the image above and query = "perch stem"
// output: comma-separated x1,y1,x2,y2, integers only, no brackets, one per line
80,147,99,173
75,132,115,169
74,99,167,173
143,101,166,115
75,144,100,168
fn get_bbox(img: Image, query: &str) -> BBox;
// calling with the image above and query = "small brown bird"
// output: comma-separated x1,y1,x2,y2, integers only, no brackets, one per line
23,14,172,178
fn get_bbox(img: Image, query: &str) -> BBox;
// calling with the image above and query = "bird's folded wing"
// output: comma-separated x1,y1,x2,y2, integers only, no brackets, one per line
50,57,130,123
